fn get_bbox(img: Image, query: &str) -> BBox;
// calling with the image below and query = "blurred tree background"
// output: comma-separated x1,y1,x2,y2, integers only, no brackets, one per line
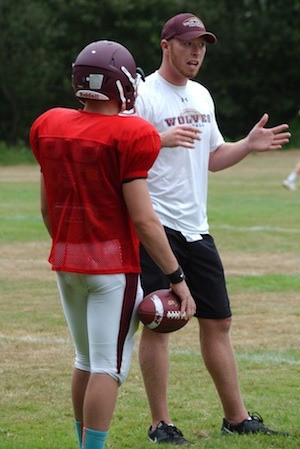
0,0,299,144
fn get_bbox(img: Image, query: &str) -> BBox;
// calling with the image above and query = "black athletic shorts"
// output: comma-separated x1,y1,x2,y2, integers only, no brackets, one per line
140,227,232,319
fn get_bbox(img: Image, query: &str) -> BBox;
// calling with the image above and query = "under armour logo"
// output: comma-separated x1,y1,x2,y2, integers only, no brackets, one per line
181,97,188,102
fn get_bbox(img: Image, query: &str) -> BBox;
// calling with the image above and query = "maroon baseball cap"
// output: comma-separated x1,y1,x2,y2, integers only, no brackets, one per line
161,13,217,44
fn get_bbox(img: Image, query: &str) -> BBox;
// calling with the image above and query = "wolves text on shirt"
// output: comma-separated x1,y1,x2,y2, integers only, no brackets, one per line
164,109,211,127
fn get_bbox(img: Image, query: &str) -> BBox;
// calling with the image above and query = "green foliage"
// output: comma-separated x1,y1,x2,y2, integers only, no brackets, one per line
197,0,300,138
287,115,300,149
0,0,65,143
0,0,299,143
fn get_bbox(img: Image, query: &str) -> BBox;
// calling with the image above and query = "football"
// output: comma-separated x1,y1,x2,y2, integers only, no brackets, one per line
138,289,188,333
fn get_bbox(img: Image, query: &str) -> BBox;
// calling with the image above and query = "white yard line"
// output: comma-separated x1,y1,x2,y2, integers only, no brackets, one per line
1,333,298,365
211,224,300,233
0,333,71,345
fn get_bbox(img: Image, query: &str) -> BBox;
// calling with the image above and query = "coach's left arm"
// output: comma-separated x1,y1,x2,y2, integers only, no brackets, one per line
209,113,290,172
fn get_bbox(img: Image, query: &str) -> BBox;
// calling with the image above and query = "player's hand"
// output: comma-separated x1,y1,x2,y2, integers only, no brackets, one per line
170,280,196,320
248,113,291,152
160,125,201,149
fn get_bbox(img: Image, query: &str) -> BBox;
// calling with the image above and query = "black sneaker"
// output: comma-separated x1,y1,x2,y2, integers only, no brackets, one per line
148,421,190,444
221,412,289,436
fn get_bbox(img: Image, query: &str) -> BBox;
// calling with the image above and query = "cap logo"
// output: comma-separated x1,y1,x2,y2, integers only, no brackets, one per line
183,17,204,28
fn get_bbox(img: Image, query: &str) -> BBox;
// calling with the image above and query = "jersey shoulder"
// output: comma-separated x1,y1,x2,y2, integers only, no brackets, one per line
117,113,158,135
31,107,77,128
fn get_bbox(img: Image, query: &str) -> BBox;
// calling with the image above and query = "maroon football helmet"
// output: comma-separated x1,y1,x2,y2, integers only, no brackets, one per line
72,40,142,110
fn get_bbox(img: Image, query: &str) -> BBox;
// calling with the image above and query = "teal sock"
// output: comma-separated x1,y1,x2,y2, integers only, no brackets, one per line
83,428,108,449
75,420,83,449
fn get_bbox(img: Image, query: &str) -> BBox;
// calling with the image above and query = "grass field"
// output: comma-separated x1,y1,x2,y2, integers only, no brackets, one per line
0,150,299,449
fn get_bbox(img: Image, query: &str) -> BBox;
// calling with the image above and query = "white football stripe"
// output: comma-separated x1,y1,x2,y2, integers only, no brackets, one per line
147,294,164,329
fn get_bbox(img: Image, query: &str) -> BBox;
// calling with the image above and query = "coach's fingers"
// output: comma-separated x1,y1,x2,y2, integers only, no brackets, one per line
178,298,194,320
273,131,291,138
270,124,289,134
171,282,196,319
256,113,269,128
178,140,197,149
185,295,196,319
274,136,291,145
179,127,201,141
177,129,201,148
178,124,201,133
161,126,201,148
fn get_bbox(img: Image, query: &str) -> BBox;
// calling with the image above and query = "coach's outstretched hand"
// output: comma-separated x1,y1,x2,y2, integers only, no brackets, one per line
248,113,291,152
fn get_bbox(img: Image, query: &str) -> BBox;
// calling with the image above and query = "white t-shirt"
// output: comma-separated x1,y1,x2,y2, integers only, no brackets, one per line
136,71,224,240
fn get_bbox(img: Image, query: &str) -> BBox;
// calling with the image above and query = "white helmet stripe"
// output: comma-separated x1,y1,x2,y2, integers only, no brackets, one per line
116,80,126,107
121,65,135,84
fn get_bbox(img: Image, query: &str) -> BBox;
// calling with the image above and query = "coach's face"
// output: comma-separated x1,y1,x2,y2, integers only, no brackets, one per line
164,37,207,81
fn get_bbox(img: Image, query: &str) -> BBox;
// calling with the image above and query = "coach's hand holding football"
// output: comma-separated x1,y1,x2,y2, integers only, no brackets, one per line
169,275,195,320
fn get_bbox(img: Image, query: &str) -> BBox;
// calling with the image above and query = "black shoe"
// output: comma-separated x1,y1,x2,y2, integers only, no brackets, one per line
221,412,289,436
148,421,190,444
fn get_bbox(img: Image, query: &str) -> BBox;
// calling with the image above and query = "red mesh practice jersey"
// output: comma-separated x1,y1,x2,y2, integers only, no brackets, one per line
30,107,161,274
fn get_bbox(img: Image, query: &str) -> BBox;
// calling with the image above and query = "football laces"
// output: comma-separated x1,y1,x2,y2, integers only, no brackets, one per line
166,311,182,319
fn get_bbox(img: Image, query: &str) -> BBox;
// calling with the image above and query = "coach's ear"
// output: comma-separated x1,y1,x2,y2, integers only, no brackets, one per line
161,39,169,52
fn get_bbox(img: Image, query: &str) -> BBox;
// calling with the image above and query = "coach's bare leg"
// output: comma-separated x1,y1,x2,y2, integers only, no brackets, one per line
72,368,90,422
139,326,171,428
198,317,249,424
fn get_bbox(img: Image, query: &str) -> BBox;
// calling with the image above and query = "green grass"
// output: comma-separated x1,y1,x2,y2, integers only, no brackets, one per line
0,150,299,448
227,274,300,293
208,153,300,255
0,181,43,243
0,142,36,165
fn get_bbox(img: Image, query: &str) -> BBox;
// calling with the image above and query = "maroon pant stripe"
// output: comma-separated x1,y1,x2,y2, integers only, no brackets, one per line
117,273,138,373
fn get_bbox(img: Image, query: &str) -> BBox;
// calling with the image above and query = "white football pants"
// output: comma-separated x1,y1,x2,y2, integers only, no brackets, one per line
56,271,142,384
